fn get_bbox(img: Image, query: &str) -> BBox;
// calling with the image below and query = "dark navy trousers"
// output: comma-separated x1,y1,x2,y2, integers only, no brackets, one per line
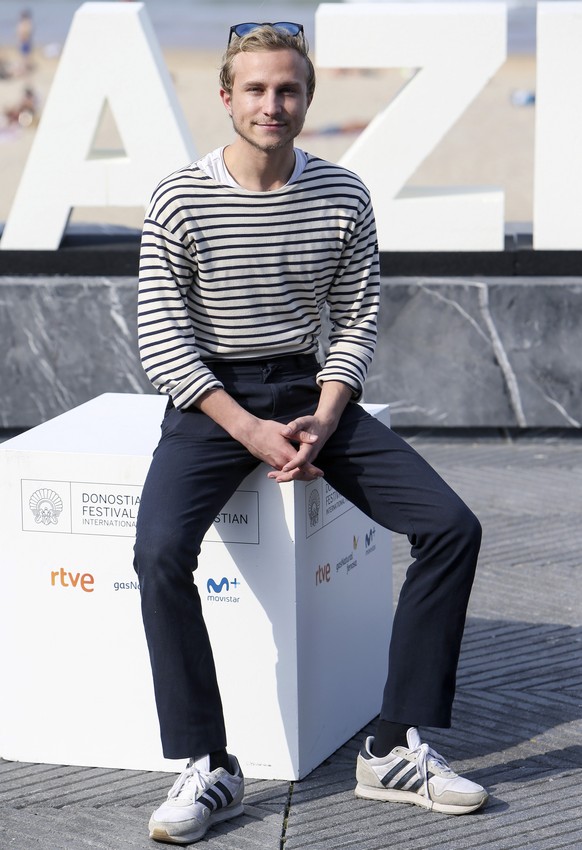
133,355,481,760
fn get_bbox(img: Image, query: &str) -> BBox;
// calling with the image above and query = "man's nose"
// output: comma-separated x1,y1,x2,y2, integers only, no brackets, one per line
262,91,281,115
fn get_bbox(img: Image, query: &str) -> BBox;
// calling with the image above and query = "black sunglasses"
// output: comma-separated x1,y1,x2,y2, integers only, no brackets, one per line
228,22,304,45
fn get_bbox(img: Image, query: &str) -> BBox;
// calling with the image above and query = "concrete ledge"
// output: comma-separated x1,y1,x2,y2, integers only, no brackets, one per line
2,274,581,430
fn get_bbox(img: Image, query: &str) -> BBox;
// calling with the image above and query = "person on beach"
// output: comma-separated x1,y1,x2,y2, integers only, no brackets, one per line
3,85,37,128
135,22,488,845
16,9,33,74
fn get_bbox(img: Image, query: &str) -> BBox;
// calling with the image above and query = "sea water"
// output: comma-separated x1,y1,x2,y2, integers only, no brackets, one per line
0,0,536,53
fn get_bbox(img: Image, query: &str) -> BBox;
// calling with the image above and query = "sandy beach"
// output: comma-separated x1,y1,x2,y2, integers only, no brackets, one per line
0,44,536,231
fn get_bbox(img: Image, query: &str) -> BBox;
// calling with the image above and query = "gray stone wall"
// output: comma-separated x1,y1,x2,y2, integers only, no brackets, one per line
1,276,151,428
365,277,582,429
2,275,581,430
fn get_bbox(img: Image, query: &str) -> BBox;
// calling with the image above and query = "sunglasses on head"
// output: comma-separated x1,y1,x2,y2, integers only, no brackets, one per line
228,22,304,45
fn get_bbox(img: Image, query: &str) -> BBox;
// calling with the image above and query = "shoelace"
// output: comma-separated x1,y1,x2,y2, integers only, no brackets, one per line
167,762,210,801
413,742,454,802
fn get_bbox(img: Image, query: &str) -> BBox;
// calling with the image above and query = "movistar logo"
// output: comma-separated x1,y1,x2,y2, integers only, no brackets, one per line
207,577,229,594
365,527,377,554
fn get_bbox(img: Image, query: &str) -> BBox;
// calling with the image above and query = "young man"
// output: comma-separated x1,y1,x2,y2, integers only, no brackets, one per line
135,22,488,845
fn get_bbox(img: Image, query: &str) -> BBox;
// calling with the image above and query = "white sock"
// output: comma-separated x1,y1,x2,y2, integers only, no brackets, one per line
190,754,211,772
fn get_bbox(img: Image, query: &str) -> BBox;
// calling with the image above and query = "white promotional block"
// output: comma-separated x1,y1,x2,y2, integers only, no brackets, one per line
0,394,392,780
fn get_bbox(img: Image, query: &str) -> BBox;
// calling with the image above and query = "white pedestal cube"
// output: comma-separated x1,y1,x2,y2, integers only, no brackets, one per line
0,394,392,780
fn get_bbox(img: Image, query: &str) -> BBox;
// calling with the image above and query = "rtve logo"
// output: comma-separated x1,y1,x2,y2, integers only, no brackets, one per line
50,567,94,593
315,563,331,586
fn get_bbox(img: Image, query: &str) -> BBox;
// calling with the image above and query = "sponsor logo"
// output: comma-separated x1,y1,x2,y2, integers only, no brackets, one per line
29,488,64,526
315,563,331,586
207,577,229,594
336,535,359,574
365,527,377,554
113,581,140,591
50,567,94,593
206,576,242,604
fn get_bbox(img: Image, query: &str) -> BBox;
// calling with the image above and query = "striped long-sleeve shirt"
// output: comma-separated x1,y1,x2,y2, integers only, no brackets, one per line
138,152,380,409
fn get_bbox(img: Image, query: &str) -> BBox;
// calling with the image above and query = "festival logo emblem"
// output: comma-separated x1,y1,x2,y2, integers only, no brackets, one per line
307,486,321,528
29,488,64,526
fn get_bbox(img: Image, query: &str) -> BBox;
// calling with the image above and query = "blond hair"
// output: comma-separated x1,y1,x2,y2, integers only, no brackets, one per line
220,25,316,99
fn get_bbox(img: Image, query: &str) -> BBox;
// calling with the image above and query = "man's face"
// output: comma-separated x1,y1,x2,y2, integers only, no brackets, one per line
220,48,312,153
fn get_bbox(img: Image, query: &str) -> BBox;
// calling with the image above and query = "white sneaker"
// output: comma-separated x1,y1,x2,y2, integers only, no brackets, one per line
355,728,488,815
149,755,244,844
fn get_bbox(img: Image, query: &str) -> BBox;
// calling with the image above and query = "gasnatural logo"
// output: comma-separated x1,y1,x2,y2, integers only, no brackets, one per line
29,488,64,526
336,535,359,574
206,576,242,604
113,580,140,591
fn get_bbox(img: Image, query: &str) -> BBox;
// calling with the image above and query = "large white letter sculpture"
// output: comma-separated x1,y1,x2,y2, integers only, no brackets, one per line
315,3,507,251
0,2,196,251
534,2,582,249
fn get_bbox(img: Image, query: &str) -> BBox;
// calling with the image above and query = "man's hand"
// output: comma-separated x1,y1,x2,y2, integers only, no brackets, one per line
266,414,331,483
195,388,323,480
196,380,353,484
267,380,354,483
240,417,324,481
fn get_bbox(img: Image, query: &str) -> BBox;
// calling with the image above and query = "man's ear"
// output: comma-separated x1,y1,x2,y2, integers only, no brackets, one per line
219,87,232,115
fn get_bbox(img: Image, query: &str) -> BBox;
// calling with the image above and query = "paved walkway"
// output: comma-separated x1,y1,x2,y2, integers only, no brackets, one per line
2,431,581,849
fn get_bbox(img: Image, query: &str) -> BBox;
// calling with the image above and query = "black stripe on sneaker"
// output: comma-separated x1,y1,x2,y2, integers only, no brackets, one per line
204,787,224,809
214,781,234,805
197,793,217,812
407,776,425,792
392,765,418,790
380,760,409,787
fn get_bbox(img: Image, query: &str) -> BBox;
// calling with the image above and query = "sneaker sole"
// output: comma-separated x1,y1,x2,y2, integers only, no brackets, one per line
149,802,244,844
355,783,488,815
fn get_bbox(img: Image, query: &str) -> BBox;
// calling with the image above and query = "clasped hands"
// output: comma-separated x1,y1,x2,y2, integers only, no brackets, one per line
244,415,331,483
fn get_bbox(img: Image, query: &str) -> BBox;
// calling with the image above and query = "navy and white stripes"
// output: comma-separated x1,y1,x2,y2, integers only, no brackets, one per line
197,780,234,813
138,152,380,409
379,759,428,794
